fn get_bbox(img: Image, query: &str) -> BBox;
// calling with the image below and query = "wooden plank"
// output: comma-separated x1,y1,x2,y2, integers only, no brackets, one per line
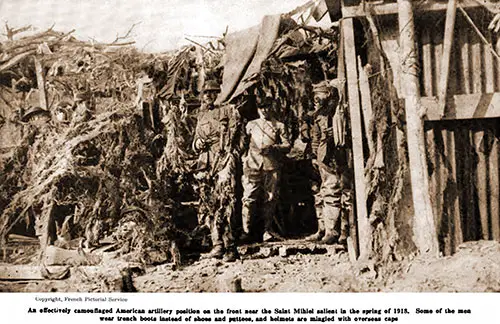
471,34,482,93
426,126,442,252
448,128,463,251
338,24,358,259
437,0,457,118
341,0,480,18
343,18,370,260
496,36,500,92
464,130,477,240
489,134,500,241
358,56,374,154
421,28,433,97
422,92,500,120
34,56,47,110
484,34,495,93
398,0,438,255
460,32,471,94
433,31,442,99
475,130,489,240
441,129,451,256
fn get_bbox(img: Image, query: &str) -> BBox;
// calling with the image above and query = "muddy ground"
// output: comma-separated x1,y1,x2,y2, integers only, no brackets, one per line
1,239,499,293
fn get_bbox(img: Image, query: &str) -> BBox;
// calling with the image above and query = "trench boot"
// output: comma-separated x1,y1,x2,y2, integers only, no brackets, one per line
305,218,325,242
262,202,281,242
205,244,224,259
321,206,341,245
223,245,239,262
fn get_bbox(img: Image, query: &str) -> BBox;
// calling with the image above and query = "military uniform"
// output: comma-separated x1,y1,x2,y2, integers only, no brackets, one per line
192,81,238,261
193,105,231,173
242,115,290,241
307,80,350,244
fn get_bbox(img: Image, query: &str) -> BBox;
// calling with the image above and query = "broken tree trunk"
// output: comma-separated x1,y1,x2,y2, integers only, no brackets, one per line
34,56,48,110
397,0,439,255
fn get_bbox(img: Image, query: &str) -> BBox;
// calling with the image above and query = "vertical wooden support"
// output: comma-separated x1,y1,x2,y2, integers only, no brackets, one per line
343,18,371,260
358,56,374,154
34,56,48,110
398,0,439,255
490,135,500,241
421,29,433,96
438,0,457,117
496,37,500,91
448,129,463,250
440,129,450,255
338,23,359,259
485,35,494,93
471,35,482,93
475,131,489,240
433,32,443,97
460,32,471,94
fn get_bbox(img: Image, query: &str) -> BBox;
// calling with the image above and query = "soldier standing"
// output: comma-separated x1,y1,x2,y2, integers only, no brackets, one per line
192,80,238,261
306,80,349,245
241,95,290,243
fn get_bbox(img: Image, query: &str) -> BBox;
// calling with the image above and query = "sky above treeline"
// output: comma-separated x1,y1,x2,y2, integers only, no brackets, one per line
0,0,312,52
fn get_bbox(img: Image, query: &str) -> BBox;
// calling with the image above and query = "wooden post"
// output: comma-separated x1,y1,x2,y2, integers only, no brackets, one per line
489,135,499,241
421,29,433,96
34,56,48,110
358,56,374,154
342,18,371,260
438,0,457,117
475,131,489,240
484,34,494,93
448,129,463,251
460,32,471,94
397,0,439,255
338,23,359,259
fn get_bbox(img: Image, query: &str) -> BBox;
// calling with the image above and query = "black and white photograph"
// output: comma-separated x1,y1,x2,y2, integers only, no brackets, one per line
0,0,499,294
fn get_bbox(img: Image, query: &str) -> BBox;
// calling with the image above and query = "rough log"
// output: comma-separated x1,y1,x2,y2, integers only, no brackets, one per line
398,0,439,255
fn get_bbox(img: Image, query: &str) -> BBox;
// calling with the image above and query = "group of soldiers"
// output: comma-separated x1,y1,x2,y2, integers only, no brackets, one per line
192,79,351,262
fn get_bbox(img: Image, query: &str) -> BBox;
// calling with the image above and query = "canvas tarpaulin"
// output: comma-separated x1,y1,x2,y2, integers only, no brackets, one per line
216,15,282,104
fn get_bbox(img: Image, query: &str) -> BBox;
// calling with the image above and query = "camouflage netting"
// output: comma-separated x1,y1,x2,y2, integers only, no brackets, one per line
0,19,343,266
0,27,222,266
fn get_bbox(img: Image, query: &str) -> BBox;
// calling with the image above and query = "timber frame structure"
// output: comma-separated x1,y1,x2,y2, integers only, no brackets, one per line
327,0,500,259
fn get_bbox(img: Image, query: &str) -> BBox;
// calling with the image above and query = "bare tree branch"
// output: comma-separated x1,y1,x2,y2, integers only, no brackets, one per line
4,22,32,41
112,22,141,44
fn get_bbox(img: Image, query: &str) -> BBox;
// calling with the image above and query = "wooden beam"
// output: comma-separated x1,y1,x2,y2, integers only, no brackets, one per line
437,0,457,118
490,134,500,241
484,34,495,93
337,23,358,260
342,18,371,260
446,129,463,252
421,29,433,96
341,0,480,18
34,56,48,110
475,131,489,240
357,56,374,154
460,32,471,94
398,0,439,255
471,36,482,93
422,92,500,120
